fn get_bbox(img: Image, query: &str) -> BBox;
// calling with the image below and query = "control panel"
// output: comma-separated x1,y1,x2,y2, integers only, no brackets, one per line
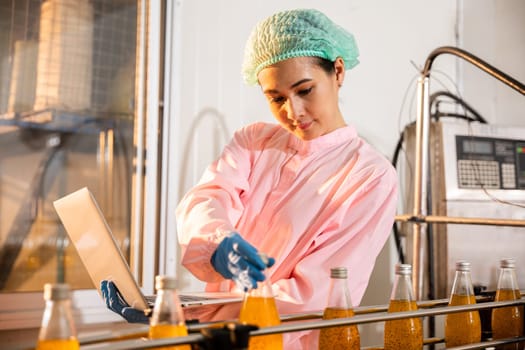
455,135,525,189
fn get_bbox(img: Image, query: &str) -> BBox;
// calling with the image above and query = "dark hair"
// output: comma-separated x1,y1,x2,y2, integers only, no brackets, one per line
312,57,336,75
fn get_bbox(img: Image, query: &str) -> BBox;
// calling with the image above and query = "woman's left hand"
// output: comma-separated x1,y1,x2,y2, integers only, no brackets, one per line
100,280,150,324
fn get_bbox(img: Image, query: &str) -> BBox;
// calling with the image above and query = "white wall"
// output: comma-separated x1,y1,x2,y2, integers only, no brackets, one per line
460,0,525,126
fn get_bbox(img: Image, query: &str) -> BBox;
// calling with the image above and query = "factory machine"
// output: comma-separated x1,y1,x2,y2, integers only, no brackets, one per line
403,120,525,299
392,44,525,306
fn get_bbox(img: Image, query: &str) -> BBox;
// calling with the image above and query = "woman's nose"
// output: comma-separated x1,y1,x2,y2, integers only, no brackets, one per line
285,98,303,120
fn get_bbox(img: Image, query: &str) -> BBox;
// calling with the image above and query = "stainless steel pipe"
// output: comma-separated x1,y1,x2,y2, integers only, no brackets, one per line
446,336,525,350
396,214,525,227
411,76,431,301
80,297,525,349
254,299,524,335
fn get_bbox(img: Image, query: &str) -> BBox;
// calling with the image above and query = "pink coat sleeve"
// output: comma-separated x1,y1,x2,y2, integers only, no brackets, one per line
175,124,270,282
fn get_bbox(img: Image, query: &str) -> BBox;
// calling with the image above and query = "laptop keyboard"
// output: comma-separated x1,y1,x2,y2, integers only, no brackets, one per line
145,294,216,304
180,294,216,302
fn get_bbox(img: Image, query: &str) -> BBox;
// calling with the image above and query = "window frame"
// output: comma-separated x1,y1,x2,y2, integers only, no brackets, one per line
0,0,166,331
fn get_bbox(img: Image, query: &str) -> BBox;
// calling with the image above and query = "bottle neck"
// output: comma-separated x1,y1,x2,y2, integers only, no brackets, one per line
247,271,273,298
497,267,520,291
326,277,352,309
451,270,475,296
150,289,185,326
38,299,77,341
390,274,415,301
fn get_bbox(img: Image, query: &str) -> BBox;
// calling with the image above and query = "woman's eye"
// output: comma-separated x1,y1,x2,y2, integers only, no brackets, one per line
298,87,313,96
271,96,285,104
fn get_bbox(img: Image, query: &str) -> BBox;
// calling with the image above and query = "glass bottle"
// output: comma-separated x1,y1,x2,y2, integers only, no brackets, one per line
383,263,423,350
36,283,80,350
148,275,191,350
491,258,523,350
445,260,481,346
318,267,360,350
238,274,283,350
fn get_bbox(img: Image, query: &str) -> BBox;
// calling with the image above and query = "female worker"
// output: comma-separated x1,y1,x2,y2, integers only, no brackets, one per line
104,8,398,348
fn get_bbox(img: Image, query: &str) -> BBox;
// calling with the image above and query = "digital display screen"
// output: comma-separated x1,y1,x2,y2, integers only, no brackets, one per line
462,140,493,154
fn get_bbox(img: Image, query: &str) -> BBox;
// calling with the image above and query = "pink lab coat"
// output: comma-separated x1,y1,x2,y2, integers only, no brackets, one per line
177,122,398,348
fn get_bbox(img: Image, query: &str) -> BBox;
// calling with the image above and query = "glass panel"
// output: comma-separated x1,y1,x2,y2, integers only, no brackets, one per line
0,0,140,293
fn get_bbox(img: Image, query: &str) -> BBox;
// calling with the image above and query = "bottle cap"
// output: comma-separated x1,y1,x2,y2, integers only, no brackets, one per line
500,258,515,268
395,263,412,275
456,260,471,271
43,283,70,301
155,275,177,290
330,267,347,279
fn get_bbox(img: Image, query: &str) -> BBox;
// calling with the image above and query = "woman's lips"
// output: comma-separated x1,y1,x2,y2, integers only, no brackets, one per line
297,121,312,130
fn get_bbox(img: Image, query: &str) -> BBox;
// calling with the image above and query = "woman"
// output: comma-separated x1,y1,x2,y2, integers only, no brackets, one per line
176,8,398,347
105,8,398,348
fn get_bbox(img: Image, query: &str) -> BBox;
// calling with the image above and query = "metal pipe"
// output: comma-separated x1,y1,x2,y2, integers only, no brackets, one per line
131,0,147,284
80,298,524,349
446,337,525,350
80,333,204,350
253,299,524,335
412,75,430,300
422,46,525,95
396,214,525,227
77,294,504,346
80,334,525,350
278,294,505,323
77,295,494,345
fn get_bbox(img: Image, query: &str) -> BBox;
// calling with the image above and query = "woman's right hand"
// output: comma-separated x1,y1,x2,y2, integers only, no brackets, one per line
210,232,274,291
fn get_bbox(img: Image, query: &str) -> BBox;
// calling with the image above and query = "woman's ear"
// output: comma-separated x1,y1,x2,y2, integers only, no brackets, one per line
334,57,345,87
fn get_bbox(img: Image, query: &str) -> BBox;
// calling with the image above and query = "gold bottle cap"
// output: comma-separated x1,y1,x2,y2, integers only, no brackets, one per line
456,260,471,271
155,275,178,290
500,258,515,269
43,283,70,301
395,263,412,275
330,267,348,279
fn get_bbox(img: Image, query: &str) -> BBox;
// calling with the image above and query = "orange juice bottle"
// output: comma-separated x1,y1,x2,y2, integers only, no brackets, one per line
445,260,481,347
491,258,523,350
238,275,282,350
318,267,360,350
148,275,191,350
36,283,79,350
36,339,80,350
384,264,423,350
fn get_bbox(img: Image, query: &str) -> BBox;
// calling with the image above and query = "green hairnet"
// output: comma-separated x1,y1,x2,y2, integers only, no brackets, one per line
242,8,359,85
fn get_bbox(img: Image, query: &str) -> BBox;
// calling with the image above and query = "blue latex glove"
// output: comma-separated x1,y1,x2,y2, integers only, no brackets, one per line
100,280,150,324
211,232,275,291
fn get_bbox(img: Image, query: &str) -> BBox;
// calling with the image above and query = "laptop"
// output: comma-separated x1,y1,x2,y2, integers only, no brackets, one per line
53,187,243,311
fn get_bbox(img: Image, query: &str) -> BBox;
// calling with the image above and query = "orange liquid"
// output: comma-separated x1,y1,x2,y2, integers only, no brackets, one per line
492,289,524,350
36,339,79,350
148,324,191,350
445,294,481,346
318,307,360,350
384,300,423,350
239,295,283,350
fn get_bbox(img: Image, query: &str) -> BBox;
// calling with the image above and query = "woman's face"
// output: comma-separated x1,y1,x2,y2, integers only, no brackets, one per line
258,56,346,141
